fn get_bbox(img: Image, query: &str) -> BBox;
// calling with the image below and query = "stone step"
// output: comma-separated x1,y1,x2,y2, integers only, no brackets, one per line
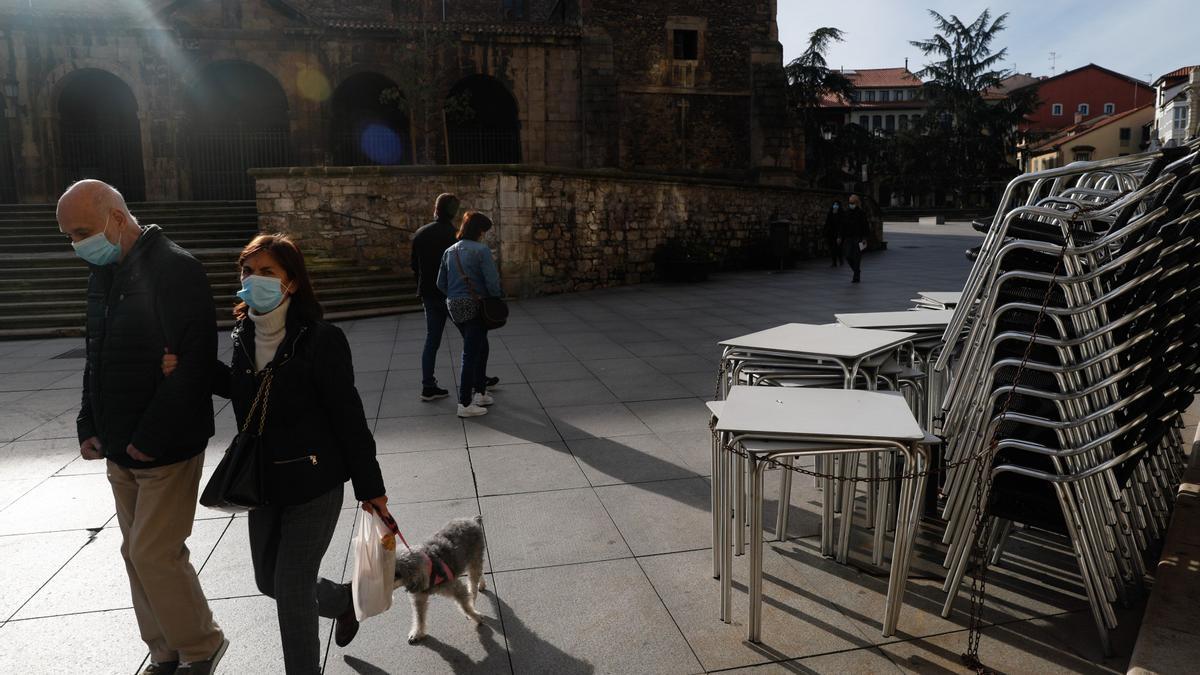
0,219,258,233
0,271,408,291
0,297,423,338
3,237,255,254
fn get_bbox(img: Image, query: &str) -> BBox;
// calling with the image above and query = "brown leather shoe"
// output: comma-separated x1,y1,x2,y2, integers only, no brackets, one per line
335,607,360,648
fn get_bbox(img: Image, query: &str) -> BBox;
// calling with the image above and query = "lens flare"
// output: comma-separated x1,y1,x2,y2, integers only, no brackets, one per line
296,67,331,102
360,124,405,165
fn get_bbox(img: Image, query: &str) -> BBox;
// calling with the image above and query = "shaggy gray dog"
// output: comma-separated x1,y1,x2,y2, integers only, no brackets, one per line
392,515,487,643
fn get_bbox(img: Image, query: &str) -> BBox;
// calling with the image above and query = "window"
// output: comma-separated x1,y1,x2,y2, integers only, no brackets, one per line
872,115,882,129
1119,127,1131,147
1077,103,1089,116
898,115,909,131
863,90,876,102
885,114,895,131
1103,102,1116,114
1175,106,1188,130
879,90,891,102
896,90,907,101
1073,150,1093,162
1051,103,1063,116
672,30,698,60
858,115,869,127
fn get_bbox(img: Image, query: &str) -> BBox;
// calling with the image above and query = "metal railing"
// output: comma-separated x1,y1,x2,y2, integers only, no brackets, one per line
333,130,412,166
446,129,521,164
189,130,290,200
59,131,146,201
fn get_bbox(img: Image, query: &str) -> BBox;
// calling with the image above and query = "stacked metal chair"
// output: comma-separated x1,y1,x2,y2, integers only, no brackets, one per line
934,141,1200,654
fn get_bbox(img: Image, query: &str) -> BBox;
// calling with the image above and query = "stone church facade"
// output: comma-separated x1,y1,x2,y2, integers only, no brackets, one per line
0,0,800,204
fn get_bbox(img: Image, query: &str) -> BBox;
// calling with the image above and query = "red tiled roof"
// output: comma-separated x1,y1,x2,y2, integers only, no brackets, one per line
842,67,923,88
1028,104,1152,153
1154,65,1199,86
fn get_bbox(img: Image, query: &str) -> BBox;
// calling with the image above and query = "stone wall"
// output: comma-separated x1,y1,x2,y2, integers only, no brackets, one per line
253,166,853,297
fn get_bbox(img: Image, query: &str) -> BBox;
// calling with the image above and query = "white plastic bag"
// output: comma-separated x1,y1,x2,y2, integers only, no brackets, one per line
351,508,396,621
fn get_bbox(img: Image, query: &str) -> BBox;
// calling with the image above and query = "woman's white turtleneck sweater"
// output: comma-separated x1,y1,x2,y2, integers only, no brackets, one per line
247,296,291,372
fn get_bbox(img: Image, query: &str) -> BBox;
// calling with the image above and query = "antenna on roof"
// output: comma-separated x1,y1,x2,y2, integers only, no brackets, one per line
1049,51,1058,76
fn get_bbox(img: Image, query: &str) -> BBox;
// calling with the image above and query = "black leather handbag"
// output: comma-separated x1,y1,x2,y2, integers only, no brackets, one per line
454,248,509,329
200,368,274,513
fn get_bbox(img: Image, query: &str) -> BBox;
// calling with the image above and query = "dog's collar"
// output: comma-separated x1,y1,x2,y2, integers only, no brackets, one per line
424,552,455,589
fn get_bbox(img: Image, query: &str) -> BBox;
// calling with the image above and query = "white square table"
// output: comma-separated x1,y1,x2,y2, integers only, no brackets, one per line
918,291,963,308
714,386,927,641
835,309,956,332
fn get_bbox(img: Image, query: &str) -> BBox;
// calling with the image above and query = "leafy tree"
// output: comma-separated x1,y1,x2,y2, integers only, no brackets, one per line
906,9,1037,207
784,27,856,186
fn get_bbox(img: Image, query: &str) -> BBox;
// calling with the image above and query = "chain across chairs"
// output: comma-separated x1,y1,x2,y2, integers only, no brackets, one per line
934,141,1200,654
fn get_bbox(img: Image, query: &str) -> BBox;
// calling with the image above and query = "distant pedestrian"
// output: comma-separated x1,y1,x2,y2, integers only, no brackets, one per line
57,180,227,675
411,194,498,401
825,200,844,267
842,194,870,283
437,212,503,418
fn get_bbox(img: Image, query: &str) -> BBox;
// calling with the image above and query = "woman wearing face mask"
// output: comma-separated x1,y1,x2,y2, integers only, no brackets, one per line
167,234,391,673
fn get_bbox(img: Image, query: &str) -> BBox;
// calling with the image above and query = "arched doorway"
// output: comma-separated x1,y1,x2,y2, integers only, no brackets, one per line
445,75,520,164
331,73,411,166
56,69,146,201
185,61,290,200
0,98,17,203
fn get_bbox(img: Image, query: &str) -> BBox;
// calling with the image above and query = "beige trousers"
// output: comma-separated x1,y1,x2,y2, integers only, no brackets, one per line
107,453,224,664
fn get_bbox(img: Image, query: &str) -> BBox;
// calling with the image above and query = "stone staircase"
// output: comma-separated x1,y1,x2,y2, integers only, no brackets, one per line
0,201,420,339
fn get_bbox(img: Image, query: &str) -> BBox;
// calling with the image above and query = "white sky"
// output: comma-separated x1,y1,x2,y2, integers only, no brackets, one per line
776,0,1198,83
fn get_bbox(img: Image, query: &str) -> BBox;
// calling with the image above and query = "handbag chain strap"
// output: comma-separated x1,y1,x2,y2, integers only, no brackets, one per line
452,247,484,303
240,368,275,435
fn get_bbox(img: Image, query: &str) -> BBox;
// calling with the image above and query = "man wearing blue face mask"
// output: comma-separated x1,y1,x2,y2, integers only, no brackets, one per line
57,180,227,675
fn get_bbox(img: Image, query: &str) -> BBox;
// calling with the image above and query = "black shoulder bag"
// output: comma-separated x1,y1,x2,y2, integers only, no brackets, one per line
200,367,274,513
453,247,509,330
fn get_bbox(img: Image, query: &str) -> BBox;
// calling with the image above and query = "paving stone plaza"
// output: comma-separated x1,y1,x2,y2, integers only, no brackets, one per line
0,228,1152,674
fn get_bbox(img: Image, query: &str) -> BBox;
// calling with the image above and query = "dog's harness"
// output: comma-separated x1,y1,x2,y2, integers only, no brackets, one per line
424,553,456,588
366,502,456,589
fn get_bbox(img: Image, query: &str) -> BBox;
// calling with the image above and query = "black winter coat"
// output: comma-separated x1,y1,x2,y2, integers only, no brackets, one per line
215,310,386,506
410,219,457,299
77,226,217,468
842,206,870,243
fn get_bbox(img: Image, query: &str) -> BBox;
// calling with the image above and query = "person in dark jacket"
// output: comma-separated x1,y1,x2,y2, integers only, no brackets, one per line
842,194,870,283
164,234,393,674
824,200,844,267
58,180,227,675
411,193,499,401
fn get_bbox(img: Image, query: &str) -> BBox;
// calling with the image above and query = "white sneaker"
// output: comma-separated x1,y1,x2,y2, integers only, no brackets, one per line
473,392,495,406
457,403,488,418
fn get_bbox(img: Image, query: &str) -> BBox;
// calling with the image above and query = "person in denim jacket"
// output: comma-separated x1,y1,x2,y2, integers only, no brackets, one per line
436,211,503,417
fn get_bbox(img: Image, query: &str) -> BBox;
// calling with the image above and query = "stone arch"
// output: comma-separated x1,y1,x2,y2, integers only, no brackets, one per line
55,68,146,201
184,60,292,200
331,72,412,166
445,74,521,164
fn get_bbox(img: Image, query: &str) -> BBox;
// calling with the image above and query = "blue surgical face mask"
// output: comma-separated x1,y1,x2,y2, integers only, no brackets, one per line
832,204,840,211
237,275,290,314
848,202,859,210
71,215,121,266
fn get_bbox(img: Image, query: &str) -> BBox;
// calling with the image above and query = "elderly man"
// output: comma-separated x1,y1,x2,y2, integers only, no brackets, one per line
58,180,227,675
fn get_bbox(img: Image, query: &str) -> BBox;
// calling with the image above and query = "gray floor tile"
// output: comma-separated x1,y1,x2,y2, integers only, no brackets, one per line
517,360,591,383
528,378,617,407
374,415,467,454
206,594,334,673
566,433,699,486
497,558,702,674
595,478,711,556
479,489,630,571
717,648,902,674
379,392,462,418
371,450,477,506
0,530,87,621
0,608,147,673
545,403,652,440
0,438,79,481
0,474,115,536
470,442,589,496
463,404,563,448
0,478,42,512
879,619,1116,674
640,548,873,671
14,518,230,619
626,398,711,434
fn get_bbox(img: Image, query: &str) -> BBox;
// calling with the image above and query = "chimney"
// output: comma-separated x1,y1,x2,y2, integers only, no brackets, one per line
904,57,909,70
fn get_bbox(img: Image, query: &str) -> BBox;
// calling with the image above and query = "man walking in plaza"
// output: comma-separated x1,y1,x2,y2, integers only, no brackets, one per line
411,192,497,400
842,194,870,283
58,180,227,675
